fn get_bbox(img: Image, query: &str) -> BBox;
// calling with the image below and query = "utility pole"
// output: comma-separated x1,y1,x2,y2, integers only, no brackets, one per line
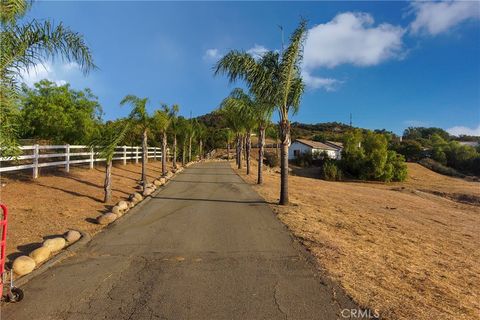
349,113,353,127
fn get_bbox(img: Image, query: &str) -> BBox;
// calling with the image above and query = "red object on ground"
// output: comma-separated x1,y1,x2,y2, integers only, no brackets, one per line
0,204,8,295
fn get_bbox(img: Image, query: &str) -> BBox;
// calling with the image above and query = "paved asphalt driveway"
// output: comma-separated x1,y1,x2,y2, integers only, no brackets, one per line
3,161,359,320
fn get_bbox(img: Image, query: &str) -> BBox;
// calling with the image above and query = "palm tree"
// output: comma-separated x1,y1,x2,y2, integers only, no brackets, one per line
219,94,245,169
187,119,196,162
196,122,207,160
0,0,95,157
168,104,180,169
215,20,307,205
120,95,150,187
223,128,234,161
220,88,258,175
152,108,169,176
90,122,129,202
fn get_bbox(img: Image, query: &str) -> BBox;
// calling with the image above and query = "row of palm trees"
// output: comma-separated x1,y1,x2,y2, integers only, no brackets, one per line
95,98,206,203
215,20,308,205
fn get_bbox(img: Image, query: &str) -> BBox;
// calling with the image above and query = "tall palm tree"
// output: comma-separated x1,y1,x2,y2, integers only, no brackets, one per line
187,119,196,162
196,122,207,160
215,20,307,205
152,108,169,176
168,104,180,169
120,95,150,187
90,122,129,203
0,0,95,157
219,94,245,169
220,88,258,175
223,128,234,161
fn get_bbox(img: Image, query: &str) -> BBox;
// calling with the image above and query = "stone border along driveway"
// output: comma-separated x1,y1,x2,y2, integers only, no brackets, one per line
6,161,197,290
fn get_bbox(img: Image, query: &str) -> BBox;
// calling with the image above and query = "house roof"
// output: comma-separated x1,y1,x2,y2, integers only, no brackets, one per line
294,139,341,151
325,141,343,149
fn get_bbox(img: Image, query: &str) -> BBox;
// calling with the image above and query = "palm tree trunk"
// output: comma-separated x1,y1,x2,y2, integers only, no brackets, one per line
188,136,192,162
173,135,177,169
257,126,265,184
243,135,247,160
246,131,251,175
199,140,203,160
104,160,112,203
162,132,167,176
141,129,148,186
238,134,243,169
182,142,186,165
235,135,240,166
227,142,230,161
279,120,291,205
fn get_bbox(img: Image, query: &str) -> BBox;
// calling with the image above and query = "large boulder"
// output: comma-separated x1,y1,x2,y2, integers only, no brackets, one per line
64,230,81,243
97,212,117,225
29,246,51,264
117,201,129,211
13,256,36,276
166,172,173,179
128,201,135,208
153,179,162,187
43,237,66,252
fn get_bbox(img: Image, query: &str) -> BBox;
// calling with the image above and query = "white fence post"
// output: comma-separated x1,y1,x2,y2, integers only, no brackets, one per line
123,146,127,165
154,147,157,161
65,144,70,173
90,147,94,169
135,147,139,164
33,144,39,179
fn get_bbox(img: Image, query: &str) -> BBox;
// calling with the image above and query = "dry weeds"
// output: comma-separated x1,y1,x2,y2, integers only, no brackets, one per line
233,159,480,320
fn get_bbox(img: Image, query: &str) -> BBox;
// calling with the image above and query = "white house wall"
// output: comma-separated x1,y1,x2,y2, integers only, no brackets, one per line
288,141,342,160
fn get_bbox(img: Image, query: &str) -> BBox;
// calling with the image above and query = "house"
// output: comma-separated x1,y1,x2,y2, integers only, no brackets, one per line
288,139,343,160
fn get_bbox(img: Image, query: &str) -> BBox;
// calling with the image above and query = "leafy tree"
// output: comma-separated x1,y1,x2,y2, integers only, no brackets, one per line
0,0,95,156
215,20,307,204
342,130,407,182
19,80,102,143
395,140,424,161
120,95,150,186
90,122,129,203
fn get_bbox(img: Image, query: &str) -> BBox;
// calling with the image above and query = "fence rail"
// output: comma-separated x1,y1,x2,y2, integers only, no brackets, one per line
0,145,164,178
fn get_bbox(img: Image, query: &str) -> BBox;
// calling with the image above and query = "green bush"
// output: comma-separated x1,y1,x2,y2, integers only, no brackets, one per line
293,152,313,167
264,151,279,167
321,161,342,181
341,129,407,182
419,158,465,178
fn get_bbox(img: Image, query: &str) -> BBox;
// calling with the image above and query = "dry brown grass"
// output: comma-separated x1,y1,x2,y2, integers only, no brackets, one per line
232,160,480,320
0,160,172,262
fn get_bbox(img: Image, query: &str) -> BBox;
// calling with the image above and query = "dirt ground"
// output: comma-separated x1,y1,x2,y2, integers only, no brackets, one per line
231,157,480,320
0,160,172,265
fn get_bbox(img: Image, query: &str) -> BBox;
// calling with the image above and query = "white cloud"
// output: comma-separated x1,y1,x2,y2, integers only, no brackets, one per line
447,124,480,136
247,44,269,58
203,48,221,60
409,1,480,36
301,70,341,91
303,12,404,69
19,61,78,87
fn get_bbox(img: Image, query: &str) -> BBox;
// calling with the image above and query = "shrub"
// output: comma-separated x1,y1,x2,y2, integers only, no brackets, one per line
264,151,279,167
419,158,465,178
293,151,313,167
321,161,342,181
341,129,408,182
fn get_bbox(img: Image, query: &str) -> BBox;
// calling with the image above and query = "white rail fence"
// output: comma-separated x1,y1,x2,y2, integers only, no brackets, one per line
0,145,163,178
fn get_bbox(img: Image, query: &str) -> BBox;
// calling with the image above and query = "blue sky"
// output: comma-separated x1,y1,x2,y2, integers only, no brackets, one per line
21,1,480,136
